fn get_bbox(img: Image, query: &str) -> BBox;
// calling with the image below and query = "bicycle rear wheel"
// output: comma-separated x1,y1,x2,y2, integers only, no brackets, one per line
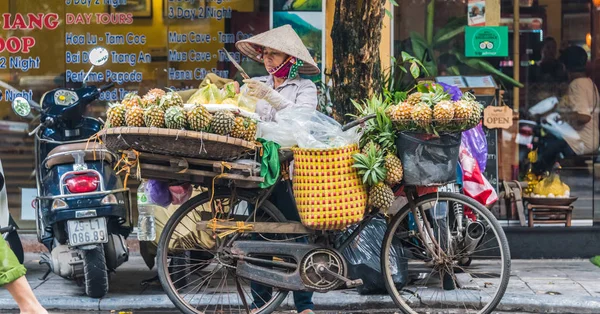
157,188,290,314
381,192,510,314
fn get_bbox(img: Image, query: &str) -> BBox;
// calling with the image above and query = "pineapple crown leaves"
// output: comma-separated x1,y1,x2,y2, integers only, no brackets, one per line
353,143,387,187
349,94,390,119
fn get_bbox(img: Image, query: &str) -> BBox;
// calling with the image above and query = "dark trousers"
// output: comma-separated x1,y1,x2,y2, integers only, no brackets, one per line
250,181,314,312
532,134,575,175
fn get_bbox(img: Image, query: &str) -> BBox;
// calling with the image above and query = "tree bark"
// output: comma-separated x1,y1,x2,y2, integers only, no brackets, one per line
331,0,387,122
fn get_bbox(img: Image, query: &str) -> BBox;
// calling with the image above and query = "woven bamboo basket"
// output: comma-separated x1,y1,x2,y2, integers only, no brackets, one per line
98,127,259,161
292,144,367,230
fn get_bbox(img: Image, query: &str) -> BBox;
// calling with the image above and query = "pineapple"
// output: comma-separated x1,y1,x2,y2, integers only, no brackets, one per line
353,144,395,211
243,119,258,142
433,100,455,125
125,106,145,127
144,105,165,128
387,102,413,128
210,110,235,135
142,88,166,108
384,153,403,186
146,88,166,99
453,100,472,123
361,141,381,155
187,104,213,132
165,106,187,130
360,109,396,153
122,92,142,108
406,92,423,107
159,91,184,111
230,116,247,139
411,102,433,128
370,182,395,211
106,102,126,127
467,100,483,127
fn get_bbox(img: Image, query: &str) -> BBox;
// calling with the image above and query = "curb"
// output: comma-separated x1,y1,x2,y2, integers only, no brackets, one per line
0,291,598,313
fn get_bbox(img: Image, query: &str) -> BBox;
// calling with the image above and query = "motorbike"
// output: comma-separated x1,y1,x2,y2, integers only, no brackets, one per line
0,159,24,264
10,47,132,298
517,97,559,175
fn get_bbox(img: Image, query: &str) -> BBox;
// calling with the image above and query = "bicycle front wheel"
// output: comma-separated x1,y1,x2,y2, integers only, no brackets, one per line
156,188,290,314
381,192,511,314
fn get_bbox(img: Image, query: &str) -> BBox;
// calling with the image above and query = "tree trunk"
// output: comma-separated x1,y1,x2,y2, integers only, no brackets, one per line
331,0,387,122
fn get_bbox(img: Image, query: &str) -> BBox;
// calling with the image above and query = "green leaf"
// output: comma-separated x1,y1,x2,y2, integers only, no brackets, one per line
446,65,461,76
401,51,416,63
390,0,398,6
433,25,466,48
385,8,392,19
410,32,429,62
432,16,467,46
410,62,420,79
426,0,435,45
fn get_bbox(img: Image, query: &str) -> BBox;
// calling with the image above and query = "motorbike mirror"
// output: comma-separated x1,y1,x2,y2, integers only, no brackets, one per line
11,97,31,118
89,47,109,66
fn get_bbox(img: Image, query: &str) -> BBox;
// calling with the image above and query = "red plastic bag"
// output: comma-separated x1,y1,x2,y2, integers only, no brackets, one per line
169,183,193,205
459,145,498,206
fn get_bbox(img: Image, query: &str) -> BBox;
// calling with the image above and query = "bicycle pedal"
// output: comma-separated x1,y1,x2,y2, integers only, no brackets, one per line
345,278,363,288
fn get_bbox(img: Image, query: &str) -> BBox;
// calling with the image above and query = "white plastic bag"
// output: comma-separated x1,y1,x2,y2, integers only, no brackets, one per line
541,112,581,142
258,107,359,149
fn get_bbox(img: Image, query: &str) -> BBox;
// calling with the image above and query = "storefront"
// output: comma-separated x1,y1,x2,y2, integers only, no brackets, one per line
393,0,600,258
2,0,600,257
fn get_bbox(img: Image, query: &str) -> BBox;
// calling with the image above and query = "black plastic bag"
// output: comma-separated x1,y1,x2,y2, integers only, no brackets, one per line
396,132,461,186
338,217,408,295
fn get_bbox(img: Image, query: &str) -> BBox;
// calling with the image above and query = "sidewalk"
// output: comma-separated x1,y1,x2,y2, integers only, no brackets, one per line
1,253,599,313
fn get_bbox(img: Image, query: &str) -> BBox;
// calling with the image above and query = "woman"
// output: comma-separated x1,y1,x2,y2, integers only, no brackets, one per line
235,24,320,314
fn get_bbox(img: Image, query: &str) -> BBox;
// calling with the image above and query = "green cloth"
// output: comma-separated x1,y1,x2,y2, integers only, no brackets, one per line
590,256,600,268
0,235,26,285
257,139,281,189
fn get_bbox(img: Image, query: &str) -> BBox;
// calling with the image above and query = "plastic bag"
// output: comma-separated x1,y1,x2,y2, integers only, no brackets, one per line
145,180,172,208
461,123,488,172
338,217,408,295
169,183,193,205
459,145,498,206
188,80,223,104
541,112,581,142
397,132,461,186
238,85,258,113
259,107,359,149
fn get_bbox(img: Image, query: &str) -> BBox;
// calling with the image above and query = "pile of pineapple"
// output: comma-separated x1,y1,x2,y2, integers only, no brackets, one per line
106,88,258,142
351,99,403,212
386,88,482,134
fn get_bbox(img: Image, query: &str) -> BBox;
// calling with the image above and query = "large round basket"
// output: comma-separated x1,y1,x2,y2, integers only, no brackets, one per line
98,127,259,161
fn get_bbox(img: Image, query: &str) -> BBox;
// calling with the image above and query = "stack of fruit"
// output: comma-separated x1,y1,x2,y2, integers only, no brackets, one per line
350,97,403,212
386,89,482,134
106,89,258,142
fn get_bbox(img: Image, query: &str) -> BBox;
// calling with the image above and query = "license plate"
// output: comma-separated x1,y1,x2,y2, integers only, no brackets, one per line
67,217,108,246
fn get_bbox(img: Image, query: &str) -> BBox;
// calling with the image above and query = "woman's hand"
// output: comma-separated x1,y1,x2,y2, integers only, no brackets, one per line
243,79,293,110
243,79,273,100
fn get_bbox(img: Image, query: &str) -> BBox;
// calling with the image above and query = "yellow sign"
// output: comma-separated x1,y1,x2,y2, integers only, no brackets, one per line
483,105,513,129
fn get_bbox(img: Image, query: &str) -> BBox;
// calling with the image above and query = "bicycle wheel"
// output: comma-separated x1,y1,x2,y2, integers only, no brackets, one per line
157,188,290,314
381,192,511,314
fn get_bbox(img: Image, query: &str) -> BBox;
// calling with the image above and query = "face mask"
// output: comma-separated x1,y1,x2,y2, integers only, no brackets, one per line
266,56,304,79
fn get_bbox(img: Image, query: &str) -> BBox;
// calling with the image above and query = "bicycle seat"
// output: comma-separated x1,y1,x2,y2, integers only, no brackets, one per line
45,142,114,169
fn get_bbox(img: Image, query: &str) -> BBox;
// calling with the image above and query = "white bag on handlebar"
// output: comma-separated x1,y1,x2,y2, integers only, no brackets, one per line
258,107,359,149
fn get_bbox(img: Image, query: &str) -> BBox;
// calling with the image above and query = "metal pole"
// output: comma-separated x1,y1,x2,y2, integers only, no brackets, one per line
513,1,520,111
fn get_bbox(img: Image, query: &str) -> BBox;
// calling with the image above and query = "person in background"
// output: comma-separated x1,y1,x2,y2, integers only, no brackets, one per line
236,24,319,314
533,45,599,174
536,37,568,83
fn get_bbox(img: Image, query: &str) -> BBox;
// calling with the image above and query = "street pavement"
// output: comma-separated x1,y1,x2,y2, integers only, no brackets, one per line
1,253,600,313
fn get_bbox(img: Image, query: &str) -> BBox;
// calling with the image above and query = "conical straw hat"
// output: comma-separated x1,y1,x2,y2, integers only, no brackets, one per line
235,24,320,75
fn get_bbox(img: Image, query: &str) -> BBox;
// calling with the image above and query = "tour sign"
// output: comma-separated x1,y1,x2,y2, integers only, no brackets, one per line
465,26,508,57
484,105,513,129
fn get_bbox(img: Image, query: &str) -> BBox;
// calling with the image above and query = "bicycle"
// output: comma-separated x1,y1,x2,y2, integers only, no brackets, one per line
155,116,511,314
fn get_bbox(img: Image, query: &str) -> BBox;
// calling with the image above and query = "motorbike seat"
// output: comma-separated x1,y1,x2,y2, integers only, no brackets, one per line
45,142,114,169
